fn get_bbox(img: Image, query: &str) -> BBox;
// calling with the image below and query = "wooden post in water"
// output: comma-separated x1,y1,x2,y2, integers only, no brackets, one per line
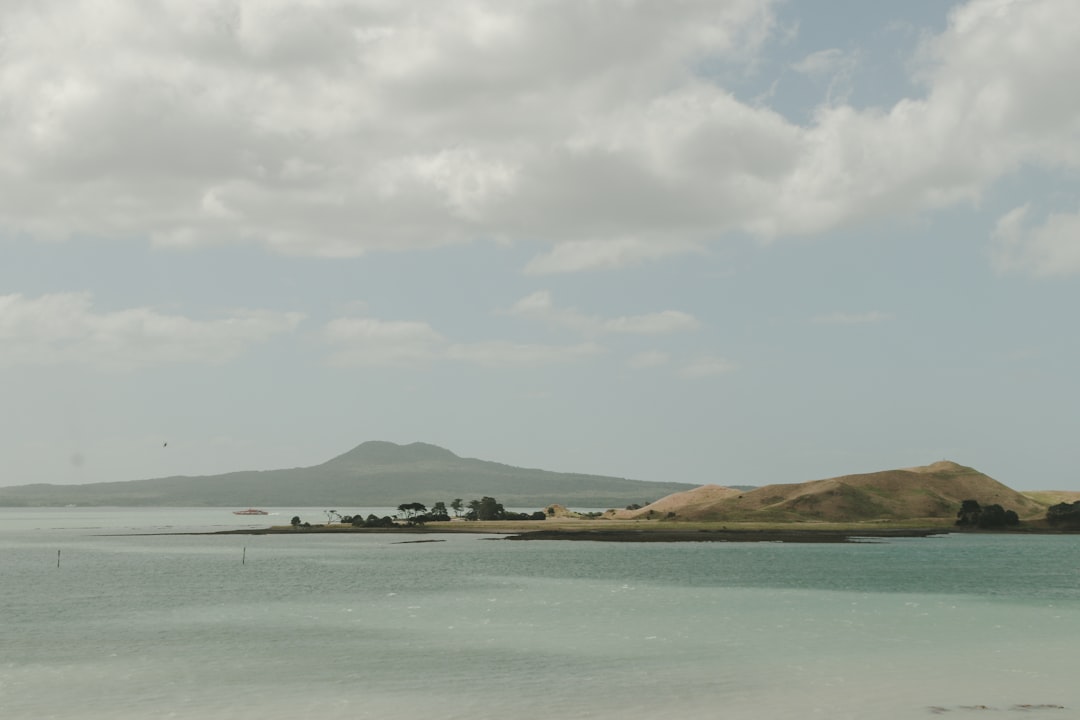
242,546,246,565
57,550,61,568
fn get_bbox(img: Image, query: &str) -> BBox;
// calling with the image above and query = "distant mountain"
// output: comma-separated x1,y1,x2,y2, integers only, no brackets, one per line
609,461,1048,523
0,441,694,508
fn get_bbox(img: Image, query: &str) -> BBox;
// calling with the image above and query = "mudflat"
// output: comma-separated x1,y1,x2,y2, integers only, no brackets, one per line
502,527,946,542
205,520,954,543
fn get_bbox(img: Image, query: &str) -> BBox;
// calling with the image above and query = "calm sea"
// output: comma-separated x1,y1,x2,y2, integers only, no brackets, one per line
2,508,1079,720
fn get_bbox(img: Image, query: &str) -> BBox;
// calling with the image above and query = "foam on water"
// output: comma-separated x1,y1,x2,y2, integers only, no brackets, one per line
2,509,1079,720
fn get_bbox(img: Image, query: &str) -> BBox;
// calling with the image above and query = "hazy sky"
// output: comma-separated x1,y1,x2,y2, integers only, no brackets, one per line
2,0,1078,491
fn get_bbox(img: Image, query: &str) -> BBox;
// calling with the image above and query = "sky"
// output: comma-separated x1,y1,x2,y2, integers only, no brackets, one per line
2,0,1079,492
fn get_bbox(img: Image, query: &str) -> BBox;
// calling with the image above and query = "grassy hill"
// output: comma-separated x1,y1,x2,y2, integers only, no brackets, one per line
0,441,694,508
1021,490,1080,506
612,461,1048,523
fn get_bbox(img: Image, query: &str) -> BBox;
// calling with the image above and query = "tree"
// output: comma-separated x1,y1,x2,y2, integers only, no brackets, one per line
396,502,427,519
365,514,397,528
1047,501,1080,527
475,496,505,521
326,510,342,524
956,499,982,526
957,499,1021,528
451,498,464,518
291,515,301,530
976,504,1003,528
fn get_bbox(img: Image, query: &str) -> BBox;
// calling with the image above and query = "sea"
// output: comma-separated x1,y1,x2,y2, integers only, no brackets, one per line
2,507,1079,720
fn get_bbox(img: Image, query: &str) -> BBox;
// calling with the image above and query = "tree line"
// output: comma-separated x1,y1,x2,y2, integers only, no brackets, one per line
955,499,1019,528
389,496,547,523
291,496,547,529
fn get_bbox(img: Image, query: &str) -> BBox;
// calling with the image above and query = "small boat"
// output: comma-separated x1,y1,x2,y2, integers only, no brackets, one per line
232,508,269,515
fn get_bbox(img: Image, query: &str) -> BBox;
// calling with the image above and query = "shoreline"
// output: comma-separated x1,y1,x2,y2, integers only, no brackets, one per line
126,517,1080,543
502,527,947,542
183,522,964,543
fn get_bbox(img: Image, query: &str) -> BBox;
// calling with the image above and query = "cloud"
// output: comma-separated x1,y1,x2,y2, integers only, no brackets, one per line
509,290,556,315
680,356,737,378
0,0,777,259
0,293,303,370
811,311,892,325
2,0,1077,266
790,48,859,104
604,311,700,335
524,238,703,274
991,204,1080,276
323,312,604,368
445,340,604,368
627,351,671,369
323,317,445,367
508,291,700,336
791,48,847,78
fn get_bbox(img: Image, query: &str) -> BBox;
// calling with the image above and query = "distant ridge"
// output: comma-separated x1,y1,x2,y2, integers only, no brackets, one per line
321,441,460,467
0,441,693,508
609,460,1048,522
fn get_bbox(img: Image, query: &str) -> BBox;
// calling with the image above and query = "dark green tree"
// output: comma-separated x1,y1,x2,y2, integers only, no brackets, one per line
476,496,505,521
957,500,1021,528
976,504,1008,528
450,498,464,518
956,499,982,526
1047,501,1080,527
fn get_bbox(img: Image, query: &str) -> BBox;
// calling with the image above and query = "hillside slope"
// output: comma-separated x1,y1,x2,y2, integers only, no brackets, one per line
621,461,1047,523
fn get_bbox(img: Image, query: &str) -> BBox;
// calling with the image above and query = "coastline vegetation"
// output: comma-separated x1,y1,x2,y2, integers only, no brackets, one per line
287,496,549,531
241,491,1080,543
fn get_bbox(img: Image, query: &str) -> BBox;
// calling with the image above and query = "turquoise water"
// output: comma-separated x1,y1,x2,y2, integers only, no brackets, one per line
2,508,1079,719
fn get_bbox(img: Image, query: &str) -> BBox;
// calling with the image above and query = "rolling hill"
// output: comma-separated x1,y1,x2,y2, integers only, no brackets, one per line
609,461,1048,523
0,441,694,508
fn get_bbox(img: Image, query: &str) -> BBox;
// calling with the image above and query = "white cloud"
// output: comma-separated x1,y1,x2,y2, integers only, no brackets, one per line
627,351,671,369
791,48,847,78
323,318,445,367
508,291,700,336
605,311,700,335
323,312,605,368
525,238,703,274
509,291,555,315
991,204,1080,276
2,0,1077,267
380,148,518,221
680,356,737,378
0,0,777,260
812,311,891,325
0,293,303,370
790,48,859,104
446,341,603,368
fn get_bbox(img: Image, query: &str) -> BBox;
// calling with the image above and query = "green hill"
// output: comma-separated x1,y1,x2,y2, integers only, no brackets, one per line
0,441,693,508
